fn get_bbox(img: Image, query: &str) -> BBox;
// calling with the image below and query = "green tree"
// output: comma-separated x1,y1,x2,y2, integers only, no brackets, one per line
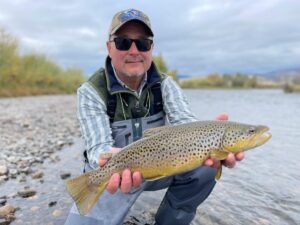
152,54,177,80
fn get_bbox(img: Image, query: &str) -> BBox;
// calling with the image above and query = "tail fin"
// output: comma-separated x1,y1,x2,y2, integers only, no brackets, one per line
65,172,108,215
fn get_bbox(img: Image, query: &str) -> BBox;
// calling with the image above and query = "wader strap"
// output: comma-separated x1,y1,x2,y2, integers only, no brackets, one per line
107,93,117,123
106,83,163,123
151,82,163,114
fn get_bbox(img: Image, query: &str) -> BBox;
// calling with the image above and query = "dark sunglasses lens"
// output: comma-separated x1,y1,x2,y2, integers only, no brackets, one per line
114,37,152,51
114,37,132,50
135,39,152,51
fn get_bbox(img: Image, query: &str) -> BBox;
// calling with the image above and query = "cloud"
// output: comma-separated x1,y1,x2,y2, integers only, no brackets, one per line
0,0,299,76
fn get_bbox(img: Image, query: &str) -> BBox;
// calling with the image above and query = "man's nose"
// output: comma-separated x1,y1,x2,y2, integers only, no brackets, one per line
128,42,139,54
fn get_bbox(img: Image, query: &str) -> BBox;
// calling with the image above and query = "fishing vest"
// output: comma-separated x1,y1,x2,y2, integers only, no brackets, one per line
88,57,167,148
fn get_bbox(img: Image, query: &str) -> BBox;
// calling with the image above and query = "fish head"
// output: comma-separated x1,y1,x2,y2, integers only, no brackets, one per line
222,124,272,153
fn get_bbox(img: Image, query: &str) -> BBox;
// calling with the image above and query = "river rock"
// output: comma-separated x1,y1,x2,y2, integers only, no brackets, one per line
0,199,6,207
60,172,71,180
0,204,17,218
8,169,18,179
0,166,8,176
0,176,8,184
52,209,62,217
31,170,44,179
48,201,57,207
17,189,36,198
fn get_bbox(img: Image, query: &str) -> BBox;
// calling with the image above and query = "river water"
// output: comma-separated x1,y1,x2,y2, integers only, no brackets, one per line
130,89,300,225
2,89,300,225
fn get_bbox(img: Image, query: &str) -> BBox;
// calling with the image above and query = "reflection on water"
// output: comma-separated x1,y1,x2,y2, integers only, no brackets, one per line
131,89,300,225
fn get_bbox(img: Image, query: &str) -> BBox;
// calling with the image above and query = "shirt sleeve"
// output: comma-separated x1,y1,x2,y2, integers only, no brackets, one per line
77,82,114,169
161,76,198,125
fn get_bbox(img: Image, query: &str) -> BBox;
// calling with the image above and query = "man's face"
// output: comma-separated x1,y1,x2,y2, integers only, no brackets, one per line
107,22,153,79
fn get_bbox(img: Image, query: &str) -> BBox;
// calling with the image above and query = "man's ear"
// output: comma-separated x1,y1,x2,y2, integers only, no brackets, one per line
106,41,112,57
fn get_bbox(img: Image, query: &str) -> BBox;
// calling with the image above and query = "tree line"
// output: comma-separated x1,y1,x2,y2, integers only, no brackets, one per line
0,28,85,97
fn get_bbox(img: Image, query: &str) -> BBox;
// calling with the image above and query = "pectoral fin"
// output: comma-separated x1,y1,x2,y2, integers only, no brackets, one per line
210,150,229,160
215,166,222,180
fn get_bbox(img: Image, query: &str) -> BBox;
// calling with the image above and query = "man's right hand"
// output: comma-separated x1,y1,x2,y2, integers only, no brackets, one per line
98,147,143,194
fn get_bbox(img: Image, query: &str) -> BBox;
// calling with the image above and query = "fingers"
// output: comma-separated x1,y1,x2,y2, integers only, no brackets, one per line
106,170,142,194
120,169,132,193
204,157,221,169
98,147,122,167
106,173,120,194
99,157,108,167
215,112,229,121
235,151,245,161
222,153,236,168
222,152,245,168
132,171,142,188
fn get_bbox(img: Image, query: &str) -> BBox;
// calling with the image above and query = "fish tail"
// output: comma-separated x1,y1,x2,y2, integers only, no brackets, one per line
65,172,108,215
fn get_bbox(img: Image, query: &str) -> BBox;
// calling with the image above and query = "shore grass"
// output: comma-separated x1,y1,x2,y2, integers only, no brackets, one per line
0,28,85,97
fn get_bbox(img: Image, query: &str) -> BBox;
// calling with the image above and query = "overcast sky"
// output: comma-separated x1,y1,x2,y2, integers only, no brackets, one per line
1,0,300,76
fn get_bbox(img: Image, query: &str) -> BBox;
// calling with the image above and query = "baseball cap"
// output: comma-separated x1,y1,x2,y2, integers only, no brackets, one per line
108,9,154,37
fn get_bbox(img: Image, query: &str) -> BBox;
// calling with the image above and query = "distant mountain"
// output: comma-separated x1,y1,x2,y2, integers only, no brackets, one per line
258,67,300,80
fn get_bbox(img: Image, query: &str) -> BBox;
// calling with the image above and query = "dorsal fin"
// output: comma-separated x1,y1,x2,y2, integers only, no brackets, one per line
142,125,171,138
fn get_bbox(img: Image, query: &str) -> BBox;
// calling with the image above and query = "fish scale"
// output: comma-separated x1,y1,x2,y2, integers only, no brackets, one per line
65,120,272,215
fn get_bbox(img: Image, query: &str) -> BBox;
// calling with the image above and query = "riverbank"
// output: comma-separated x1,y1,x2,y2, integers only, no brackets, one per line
0,95,81,224
0,95,156,225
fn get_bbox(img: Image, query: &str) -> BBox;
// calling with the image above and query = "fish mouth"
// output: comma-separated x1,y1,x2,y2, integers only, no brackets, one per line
252,126,272,147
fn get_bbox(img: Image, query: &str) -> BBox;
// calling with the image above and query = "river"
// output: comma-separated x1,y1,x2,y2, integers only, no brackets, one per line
130,89,300,225
1,89,299,225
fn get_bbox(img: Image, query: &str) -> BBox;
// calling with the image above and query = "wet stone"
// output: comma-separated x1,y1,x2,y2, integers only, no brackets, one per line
8,169,18,179
17,189,37,198
0,166,8,176
0,204,17,219
31,170,44,179
60,172,71,180
52,209,62,217
0,199,6,207
48,201,57,207
0,176,8,184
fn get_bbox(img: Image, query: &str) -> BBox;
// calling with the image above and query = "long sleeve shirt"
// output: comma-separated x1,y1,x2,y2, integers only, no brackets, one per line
77,76,198,169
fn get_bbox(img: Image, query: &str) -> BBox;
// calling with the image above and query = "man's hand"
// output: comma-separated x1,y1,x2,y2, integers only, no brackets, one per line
203,112,245,169
98,147,143,194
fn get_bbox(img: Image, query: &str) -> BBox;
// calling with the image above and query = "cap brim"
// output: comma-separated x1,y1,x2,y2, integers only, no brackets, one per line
110,19,154,36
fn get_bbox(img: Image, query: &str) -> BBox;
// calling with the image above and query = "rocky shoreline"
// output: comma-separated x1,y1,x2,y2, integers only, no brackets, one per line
0,95,81,224
0,95,156,225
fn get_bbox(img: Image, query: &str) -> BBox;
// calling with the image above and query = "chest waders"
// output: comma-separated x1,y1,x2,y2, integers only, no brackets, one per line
64,58,217,225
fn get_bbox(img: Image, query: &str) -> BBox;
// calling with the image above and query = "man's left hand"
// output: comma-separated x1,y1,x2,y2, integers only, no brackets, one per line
203,112,245,169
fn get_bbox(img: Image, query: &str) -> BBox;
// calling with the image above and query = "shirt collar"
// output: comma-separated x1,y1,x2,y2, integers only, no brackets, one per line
104,56,162,95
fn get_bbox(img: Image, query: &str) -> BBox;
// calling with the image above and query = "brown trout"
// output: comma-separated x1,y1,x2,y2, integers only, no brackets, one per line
65,120,271,215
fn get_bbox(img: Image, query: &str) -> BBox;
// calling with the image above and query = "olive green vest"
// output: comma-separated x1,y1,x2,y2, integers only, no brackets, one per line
87,58,167,123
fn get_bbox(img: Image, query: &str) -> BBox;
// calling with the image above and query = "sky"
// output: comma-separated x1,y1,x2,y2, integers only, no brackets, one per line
0,0,300,77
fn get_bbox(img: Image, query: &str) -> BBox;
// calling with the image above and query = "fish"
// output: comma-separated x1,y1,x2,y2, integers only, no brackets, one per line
65,120,272,215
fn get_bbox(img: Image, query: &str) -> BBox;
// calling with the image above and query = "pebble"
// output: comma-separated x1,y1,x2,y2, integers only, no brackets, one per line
0,199,6,207
60,172,71,180
30,206,40,212
0,96,80,183
48,201,57,207
52,209,62,217
0,166,8,176
0,176,8,184
0,204,17,218
17,189,37,198
31,171,44,179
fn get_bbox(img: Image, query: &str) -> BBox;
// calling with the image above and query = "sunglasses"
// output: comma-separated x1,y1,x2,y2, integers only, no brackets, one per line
110,37,153,52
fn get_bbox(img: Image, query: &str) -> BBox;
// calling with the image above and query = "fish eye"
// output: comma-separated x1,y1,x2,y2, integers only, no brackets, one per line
248,127,256,134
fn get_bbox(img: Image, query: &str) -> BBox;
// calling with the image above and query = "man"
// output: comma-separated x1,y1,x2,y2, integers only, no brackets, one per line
65,9,244,225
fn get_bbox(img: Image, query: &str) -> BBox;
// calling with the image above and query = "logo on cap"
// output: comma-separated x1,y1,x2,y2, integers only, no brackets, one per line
119,9,144,22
